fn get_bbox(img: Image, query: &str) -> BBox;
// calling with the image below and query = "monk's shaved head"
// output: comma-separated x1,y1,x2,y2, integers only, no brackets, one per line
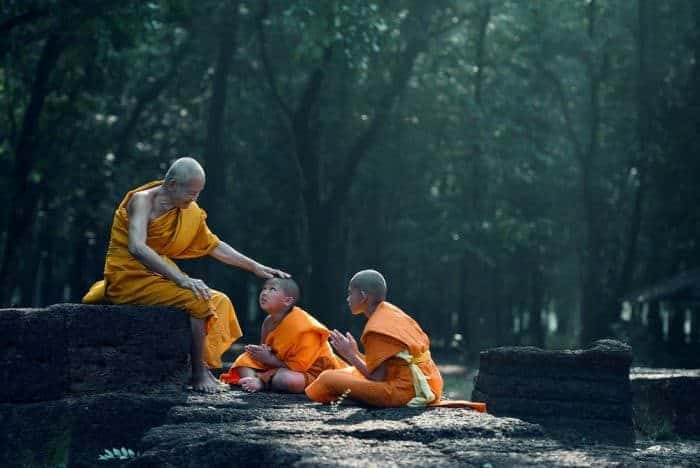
164,157,206,185
349,269,387,301
267,277,301,304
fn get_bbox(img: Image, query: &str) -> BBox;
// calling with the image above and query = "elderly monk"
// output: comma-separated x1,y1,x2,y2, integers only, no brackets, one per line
306,269,486,411
219,277,345,393
83,157,289,393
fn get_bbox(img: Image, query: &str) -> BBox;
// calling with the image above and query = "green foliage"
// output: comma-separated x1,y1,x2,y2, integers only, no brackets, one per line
98,447,138,461
1,0,698,359
633,403,678,441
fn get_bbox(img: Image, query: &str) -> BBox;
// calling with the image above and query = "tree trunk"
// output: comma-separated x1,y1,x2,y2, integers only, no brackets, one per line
579,0,608,345
0,30,69,305
613,0,652,311
200,1,238,229
196,1,239,286
530,261,545,348
647,300,663,344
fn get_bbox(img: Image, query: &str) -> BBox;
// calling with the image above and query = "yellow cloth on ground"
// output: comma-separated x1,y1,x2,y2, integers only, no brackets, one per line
82,180,242,368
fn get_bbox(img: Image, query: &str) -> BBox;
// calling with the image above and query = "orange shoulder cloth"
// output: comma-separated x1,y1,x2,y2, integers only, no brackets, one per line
360,301,430,356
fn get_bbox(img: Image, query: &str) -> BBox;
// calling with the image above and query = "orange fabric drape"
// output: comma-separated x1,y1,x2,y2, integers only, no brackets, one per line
306,301,486,412
220,306,345,386
83,180,242,368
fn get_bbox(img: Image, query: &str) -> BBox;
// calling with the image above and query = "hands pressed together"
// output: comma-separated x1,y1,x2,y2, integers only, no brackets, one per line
245,344,277,366
329,329,360,363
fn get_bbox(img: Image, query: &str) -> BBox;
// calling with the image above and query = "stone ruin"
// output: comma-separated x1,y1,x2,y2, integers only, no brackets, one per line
472,339,635,445
2,305,699,466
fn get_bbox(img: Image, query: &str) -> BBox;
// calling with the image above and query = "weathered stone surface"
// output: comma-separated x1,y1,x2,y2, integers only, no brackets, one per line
2,305,698,467
0,392,186,468
478,339,633,380
0,304,191,403
2,383,700,467
632,368,700,436
0,307,69,402
129,391,700,467
472,339,634,445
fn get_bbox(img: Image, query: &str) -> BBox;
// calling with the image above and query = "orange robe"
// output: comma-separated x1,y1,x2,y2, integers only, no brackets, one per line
219,306,345,387
306,301,486,411
82,180,242,368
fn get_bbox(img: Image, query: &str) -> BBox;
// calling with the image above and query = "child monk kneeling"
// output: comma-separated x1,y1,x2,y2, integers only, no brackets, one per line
219,277,346,393
305,269,486,411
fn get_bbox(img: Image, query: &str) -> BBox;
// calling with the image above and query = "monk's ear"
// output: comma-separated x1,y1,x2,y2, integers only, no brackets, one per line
283,296,295,307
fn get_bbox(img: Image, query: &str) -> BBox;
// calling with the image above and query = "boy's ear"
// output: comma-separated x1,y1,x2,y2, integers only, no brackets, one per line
284,296,295,306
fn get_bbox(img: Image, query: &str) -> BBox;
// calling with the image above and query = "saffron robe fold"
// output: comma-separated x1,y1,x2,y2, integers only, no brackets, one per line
82,180,242,368
219,306,345,387
306,301,486,412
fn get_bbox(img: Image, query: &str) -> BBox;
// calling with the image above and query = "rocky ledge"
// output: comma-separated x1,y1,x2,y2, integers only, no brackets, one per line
1,305,699,467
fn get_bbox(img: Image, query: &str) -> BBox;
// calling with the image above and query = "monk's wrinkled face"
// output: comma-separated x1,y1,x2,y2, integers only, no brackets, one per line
347,284,367,315
260,279,293,314
168,176,205,209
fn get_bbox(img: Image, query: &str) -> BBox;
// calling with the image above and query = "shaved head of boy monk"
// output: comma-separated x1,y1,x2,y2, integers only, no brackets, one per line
219,277,346,393
305,269,486,411
83,157,289,394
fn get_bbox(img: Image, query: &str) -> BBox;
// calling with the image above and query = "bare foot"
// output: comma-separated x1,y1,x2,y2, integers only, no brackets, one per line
239,376,265,393
207,369,229,388
190,371,220,394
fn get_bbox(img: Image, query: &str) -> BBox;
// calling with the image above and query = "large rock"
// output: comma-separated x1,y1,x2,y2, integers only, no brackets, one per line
127,392,699,467
472,339,634,444
0,303,191,403
632,368,700,437
0,392,186,468
3,306,699,467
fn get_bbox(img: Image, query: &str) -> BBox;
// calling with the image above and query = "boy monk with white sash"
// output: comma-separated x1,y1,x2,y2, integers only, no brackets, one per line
306,269,486,411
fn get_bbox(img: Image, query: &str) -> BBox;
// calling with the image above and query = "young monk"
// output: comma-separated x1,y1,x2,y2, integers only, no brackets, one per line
219,277,346,393
306,269,486,411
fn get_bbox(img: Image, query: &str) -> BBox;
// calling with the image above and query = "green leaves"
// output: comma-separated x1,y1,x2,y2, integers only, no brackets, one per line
97,447,137,461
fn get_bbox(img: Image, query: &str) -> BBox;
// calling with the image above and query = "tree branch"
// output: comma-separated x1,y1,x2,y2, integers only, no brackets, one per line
327,35,427,210
540,66,583,158
114,40,192,161
256,0,293,120
0,8,49,34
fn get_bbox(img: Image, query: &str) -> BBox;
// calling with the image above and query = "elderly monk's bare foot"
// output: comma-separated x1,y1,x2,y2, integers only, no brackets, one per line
209,373,230,392
190,371,223,394
206,369,229,388
239,376,264,393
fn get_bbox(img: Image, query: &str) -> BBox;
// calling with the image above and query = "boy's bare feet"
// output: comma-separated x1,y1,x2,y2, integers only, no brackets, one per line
239,376,265,393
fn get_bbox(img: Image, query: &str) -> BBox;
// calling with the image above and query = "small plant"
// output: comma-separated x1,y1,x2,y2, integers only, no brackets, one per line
97,447,138,461
330,388,351,411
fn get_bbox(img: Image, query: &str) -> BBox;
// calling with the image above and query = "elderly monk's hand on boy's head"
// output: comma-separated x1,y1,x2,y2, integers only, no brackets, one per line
329,329,359,362
253,264,291,280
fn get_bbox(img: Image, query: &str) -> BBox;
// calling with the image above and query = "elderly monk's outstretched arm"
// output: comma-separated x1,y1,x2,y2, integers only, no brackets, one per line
329,329,387,381
209,241,289,280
